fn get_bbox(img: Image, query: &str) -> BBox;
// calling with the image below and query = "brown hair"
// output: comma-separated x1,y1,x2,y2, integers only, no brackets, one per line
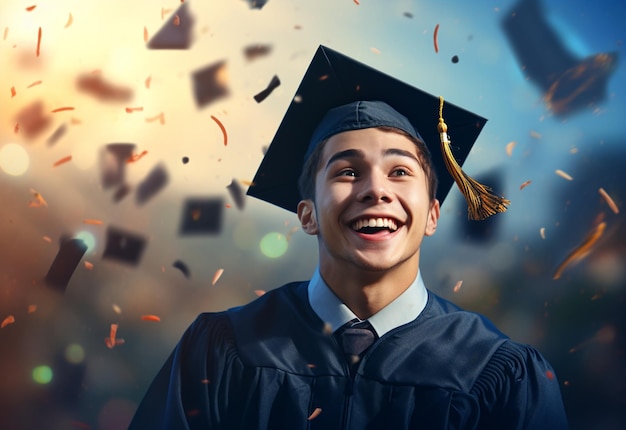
297,126,438,203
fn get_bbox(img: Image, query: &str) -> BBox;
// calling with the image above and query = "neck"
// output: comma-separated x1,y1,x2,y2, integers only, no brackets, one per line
319,259,419,319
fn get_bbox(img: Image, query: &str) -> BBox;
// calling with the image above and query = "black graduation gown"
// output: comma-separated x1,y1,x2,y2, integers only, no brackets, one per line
128,282,569,429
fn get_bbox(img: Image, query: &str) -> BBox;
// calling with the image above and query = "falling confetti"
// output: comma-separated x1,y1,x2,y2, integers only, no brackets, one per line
52,155,72,167
308,408,322,421
36,27,42,57
173,260,190,278
3,27,7,40
29,188,48,207
1,315,15,328
370,47,381,55
141,315,161,322
143,26,149,42
505,141,517,156
211,268,224,286
27,305,37,313
553,222,606,280
145,112,165,124
10,86,16,97
433,24,440,53
545,370,555,380
145,76,152,89
598,188,619,214
540,227,546,239
51,106,75,113
519,180,532,190
84,261,94,270
254,290,266,297
452,280,463,293
211,115,228,146
125,107,144,113
126,150,148,163
83,219,104,225
112,304,122,314
530,130,542,139
555,169,573,181
104,323,119,349
42,236,52,243
26,5,37,12
64,13,73,28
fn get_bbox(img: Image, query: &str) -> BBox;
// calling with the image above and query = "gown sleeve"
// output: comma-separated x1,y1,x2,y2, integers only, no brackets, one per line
127,313,242,430
472,340,569,430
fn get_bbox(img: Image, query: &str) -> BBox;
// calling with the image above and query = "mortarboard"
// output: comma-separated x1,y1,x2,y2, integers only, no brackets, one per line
44,238,88,292
147,1,194,50
179,197,224,234
192,60,230,108
136,164,169,205
102,226,147,265
247,45,509,220
100,143,135,189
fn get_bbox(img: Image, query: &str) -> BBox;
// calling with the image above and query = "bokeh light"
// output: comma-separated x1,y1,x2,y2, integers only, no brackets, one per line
32,365,53,384
0,143,30,176
75,231,96,253
64,343,85,364
259,232,288,259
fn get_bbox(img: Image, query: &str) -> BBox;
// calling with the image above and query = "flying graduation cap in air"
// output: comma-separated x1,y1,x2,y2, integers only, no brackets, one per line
247,45,509,220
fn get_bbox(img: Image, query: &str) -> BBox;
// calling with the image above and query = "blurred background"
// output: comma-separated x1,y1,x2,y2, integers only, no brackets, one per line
0,0,624,428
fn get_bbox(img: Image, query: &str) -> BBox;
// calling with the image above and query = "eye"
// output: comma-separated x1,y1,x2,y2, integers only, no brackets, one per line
391,168,410,176
337,169,357,177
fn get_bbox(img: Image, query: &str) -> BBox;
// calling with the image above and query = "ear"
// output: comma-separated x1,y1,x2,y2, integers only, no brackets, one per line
425,199,440,236
297,199,319,235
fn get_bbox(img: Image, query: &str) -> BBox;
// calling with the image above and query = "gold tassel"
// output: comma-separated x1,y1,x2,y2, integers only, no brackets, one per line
437,96,510,220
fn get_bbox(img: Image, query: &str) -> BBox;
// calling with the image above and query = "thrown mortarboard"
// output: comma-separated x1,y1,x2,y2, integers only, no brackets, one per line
247,45,509,220
100,143,135,189
243,43,273,62
254,75,280,103
44,238,88,292
136,164,169,205
179,197,224,234
192,60,229,108
242,0,269,9
15,100,51,140
102,226,147,265
76,73,133,102
147,1,194,50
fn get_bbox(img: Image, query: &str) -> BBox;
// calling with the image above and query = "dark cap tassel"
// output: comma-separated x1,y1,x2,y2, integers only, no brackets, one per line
437,96,510,220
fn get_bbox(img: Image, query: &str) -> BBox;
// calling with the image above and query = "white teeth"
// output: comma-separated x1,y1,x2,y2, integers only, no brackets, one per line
352,218,398,231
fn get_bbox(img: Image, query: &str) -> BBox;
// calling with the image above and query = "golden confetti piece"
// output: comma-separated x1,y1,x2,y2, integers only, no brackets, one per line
254,290,266,297
112,304,122,314
540,227,546,239
3,27,8,41
370,47,381,55
555,169,573,181
1,315,15,328
126,150,148,163
36,27,42,57
173,15,180,26
125,106,144,113
519,180,532,190
105,323,118,349
211,115,228,146
70,117,82,125
141,314,161,322
83,219,103,225
553,222,606,280
10,86,16,97
26,80,42,88
27,304,37,313
51,106,75,113
28,189,46,204
53,155,72,167
354,0,360,4
26,5,37,12
146,112,165,124
42,236,52,243
598,188,619,214
145,75,152,89
505,141,517,157
211,268,224,286
308,408,322,421
452,280,463,293
239,179,254,187
84,261,94,270
433,24,440,53
530,130,542,139
143,26,148,42
64,13,73,28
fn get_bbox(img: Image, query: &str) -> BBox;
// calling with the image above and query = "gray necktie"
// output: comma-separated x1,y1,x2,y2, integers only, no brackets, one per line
337,319,377,374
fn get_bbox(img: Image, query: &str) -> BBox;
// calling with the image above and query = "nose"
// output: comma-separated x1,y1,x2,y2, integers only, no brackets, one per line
356,171,392,203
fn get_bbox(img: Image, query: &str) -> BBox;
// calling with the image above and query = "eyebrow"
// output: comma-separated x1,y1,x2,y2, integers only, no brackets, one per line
324,148,420,170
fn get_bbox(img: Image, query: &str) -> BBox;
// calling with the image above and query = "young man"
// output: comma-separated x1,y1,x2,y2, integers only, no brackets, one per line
129,46,569,429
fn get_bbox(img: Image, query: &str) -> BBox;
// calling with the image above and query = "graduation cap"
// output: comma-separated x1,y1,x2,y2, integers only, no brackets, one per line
179,197,224,234
147,1,194,49
100,143,135,189
247,45,509,220
254,75,280,103
136,164,169,205
242,0,269,9
102,226,147,265
44,238,88,292
192,60,229,108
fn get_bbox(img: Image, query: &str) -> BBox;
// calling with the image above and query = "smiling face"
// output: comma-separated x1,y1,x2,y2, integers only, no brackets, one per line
297,127,440,283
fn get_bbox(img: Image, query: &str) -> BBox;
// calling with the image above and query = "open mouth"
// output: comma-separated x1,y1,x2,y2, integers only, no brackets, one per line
351,217,399,234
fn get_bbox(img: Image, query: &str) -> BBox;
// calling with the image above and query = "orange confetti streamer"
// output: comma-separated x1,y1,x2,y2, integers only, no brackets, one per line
105,323,118,349
211,268,224,286
143,26,148,42
27,304,37,313
145,75,152,89
112,304,122,314
433,24,440,53
555,169,573,181
453,280,463,293
308,408,322,421
145,112,165,124
141,315,161,322
2,27,7,41
53,155,72,167
42,236,52,243
51,106,75,113
353,0,360,4
1,315,15,328
26,80,42,88
519,180,532,190
370,47,381,55
64,13,73,28
173,15,180,26
83,219,104,225
211,115,228,146
598,188,619,214
254,290,266,297
239,179,255,187
26,5,37,12
553,222,606,280
84,261,94,270
10,86,16,97
505,141,517,157
125,106,144,113
127,150,148,163
36,27,42,57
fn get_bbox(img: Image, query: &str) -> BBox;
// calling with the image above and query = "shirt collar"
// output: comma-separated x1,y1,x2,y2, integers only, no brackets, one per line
307,267,428,337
